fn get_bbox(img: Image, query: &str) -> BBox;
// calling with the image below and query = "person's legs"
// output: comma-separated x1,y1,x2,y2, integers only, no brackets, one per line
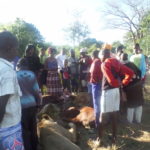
22,107,38,150
111,112,118,143
67,79,71,92
135,106,143,123
74,78,79,93
91,83,101,128
71,77,78,93
22,108,32,150
71,78,75,92
98,113,105,139
29,107,38,150
127,107,134,123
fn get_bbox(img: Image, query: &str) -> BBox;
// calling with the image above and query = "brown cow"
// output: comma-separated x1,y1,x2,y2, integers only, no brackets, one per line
62,106,95,128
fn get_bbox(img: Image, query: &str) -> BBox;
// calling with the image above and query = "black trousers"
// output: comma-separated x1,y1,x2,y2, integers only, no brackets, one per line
21,107,38,150
63,79,71,92
71,78,78,92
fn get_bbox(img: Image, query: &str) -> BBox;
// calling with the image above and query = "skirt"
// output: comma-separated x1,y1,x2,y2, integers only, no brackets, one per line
100,88,120,113
46,70,63,96
0,123,24,150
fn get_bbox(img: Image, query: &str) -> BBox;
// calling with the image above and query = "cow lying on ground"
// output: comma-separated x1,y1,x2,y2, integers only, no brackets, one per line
62,106,95,128
42,92,92,110
37,104,81,150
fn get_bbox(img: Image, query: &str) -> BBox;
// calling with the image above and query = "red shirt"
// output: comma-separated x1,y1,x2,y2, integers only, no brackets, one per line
90,58,103,83
101,58,134,89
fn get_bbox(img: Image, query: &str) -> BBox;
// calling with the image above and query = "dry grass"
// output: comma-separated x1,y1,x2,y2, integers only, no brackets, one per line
77,73,150,150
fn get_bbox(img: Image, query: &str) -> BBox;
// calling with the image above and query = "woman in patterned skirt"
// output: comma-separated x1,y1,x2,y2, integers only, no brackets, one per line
45,47,63,97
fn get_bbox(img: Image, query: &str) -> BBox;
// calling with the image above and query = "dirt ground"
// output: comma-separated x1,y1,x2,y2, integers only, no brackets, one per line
76,74,150,150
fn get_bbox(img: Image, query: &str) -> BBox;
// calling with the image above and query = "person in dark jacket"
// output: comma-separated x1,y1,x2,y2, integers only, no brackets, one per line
120,53,144,124
68,49,79,93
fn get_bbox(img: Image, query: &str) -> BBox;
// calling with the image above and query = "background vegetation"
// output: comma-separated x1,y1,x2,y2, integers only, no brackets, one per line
0,0,150,57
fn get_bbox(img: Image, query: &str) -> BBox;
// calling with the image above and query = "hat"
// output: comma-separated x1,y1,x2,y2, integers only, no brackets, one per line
80,47,87,53
102,43,112,50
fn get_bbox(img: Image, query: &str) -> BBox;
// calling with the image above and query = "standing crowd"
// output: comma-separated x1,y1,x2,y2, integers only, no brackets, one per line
0,31,147,150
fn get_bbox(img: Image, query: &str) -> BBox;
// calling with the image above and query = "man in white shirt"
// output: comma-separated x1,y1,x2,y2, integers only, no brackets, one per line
0,31,24,150
56,48,67,70
56,48,68,87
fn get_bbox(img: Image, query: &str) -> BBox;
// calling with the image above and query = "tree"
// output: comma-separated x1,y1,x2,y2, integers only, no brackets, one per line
79,38,103,54
139,10,150,55
0,18,45,56
124,10,150,55
64,21,90,47
79,38,103,48
103,0,149,44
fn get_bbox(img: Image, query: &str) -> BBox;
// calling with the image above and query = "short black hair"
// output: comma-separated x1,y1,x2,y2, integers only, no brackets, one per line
134,43,140,49
0,31,18,54
116,45,124,53
92,50,99,57
25,44,36,54
101,49,110,57
121,53,128,61
48,47,56,54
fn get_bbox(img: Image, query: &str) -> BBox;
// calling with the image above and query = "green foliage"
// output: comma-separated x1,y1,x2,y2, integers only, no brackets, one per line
79,38,103,48
79,38,103,54
0,18,45,56
124,10,150,55
139,11,150,55
64,20,90,46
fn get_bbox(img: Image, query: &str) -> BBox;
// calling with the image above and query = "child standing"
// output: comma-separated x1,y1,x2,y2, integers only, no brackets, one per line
62,59,71,92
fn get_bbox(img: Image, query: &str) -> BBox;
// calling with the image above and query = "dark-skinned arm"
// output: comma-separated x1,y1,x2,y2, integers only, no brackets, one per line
0,95,10,124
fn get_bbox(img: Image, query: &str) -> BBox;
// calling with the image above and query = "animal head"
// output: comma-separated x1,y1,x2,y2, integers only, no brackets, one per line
37,103,60,121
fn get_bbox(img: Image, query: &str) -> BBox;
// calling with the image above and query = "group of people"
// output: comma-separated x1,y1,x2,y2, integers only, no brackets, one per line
0,31,147,150
39,47,92,96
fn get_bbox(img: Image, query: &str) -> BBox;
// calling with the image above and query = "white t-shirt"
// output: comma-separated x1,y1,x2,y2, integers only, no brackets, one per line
0,58,22,128
56,54,67,70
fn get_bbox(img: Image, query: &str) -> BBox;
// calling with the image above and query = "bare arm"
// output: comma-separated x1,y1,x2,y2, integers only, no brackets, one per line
0,95,10,123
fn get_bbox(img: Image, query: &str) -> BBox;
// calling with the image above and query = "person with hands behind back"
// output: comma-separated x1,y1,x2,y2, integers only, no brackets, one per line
98,44,134,146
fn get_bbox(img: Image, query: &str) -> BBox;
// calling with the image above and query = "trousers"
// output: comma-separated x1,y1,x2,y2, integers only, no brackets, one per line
91,83,101,127
127,106,143,123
